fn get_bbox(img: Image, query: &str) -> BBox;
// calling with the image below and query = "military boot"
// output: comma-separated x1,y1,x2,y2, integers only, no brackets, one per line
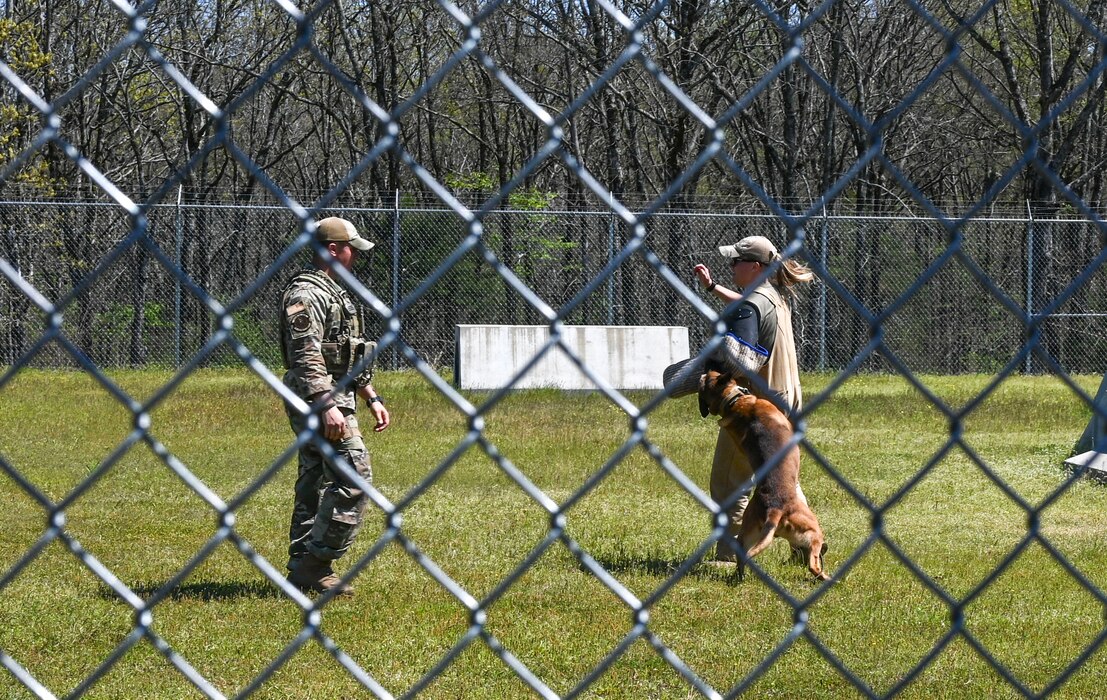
287,553,354,597
714,536,739,563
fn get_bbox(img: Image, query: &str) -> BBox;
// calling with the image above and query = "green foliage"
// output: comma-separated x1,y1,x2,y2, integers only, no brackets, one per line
507,187,558,211
0,19,51,73
507,188,573,262
398,210,507,316
0,20,57,194
527,234,577,262
84,301,180,365
93,302,174,339
90,301,126,334
144,302,174,330
1,370,1105,697
488,188,579,290
445,171,496,192
962,350,1009,375
229,309,283,368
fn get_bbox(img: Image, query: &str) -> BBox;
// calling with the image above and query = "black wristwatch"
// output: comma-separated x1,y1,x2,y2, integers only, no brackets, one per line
369,395,384,405
707,281,718,292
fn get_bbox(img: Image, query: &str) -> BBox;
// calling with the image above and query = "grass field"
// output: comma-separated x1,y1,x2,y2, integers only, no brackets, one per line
1,367,1106,699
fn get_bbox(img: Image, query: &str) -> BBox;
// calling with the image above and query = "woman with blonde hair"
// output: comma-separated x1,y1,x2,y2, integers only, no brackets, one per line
692,235,814,563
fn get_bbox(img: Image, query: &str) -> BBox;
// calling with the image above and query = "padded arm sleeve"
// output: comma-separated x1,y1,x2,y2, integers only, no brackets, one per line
712,333,769,377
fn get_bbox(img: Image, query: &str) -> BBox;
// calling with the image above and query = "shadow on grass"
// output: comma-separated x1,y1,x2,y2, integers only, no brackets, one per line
98,579,284,602
586,552,742,586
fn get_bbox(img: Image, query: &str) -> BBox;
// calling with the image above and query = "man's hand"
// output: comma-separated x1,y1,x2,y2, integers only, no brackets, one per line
322,405,347,441
357,386,391,432
370,402,390,432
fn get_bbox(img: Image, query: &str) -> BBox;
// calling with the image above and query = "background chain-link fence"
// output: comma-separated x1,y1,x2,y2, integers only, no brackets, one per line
4,0,1107,697
3,200,1105,375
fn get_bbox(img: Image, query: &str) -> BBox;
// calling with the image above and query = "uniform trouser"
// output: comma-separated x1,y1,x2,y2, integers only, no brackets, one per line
709,427,806,561
286,408,373,566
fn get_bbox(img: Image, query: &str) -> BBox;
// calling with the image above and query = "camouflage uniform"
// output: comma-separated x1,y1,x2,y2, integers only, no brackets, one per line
280,268,376,567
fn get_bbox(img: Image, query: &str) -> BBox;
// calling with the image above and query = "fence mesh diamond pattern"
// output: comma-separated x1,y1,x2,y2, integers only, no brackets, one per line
2,0,1107,698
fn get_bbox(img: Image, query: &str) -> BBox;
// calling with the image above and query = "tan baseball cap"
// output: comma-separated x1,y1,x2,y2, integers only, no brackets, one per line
316,217,374,251
718,235,777,263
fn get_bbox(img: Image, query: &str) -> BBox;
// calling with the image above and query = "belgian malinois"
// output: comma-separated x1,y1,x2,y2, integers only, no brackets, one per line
699,369,830,581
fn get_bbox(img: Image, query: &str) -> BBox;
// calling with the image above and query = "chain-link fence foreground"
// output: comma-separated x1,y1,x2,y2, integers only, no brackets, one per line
3,0,1107,697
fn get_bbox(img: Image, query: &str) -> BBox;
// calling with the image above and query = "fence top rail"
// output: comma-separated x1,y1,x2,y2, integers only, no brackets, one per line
0,199,1103,226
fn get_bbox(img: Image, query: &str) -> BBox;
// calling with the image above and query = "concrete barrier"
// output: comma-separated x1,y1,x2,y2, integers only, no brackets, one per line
455,324,690,391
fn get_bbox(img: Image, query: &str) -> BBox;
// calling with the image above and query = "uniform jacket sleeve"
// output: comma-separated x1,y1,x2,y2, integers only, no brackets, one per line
283,287,334,398
354,357,374,389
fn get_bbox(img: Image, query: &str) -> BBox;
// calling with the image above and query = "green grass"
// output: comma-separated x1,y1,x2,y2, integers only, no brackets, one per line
1,368,1106,699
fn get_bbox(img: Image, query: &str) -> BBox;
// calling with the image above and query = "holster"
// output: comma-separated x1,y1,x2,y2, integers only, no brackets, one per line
350,339,377,379
321,337,376,379
320,339,350,376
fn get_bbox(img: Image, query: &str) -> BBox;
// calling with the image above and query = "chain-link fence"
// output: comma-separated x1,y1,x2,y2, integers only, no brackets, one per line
3,200,1105,375
4,0,1107,697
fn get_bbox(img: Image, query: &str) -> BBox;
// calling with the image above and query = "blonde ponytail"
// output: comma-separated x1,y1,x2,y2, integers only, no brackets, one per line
770,255,814,299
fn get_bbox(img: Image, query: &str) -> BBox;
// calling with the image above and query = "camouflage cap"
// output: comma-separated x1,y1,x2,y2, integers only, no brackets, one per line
718,235,777,263
316,217,374,251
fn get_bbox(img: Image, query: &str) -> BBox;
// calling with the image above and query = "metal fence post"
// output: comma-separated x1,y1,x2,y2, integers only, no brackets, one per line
3,224,16,366
607,194,615,325
175,185,183,369
1025,199,1034,375
819,205,828,372
391,189,400,371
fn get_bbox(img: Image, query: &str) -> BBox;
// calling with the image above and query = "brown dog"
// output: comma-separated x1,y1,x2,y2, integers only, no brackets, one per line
699,370,830,581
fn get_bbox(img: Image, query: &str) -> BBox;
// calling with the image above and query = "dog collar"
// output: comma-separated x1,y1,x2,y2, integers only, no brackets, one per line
716,385,749,428
721,385,747,409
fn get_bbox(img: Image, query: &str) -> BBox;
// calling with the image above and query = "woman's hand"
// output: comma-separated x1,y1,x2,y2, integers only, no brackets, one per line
693,263,712,288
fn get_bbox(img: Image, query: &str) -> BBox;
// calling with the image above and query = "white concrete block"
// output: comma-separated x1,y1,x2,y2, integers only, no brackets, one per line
455,324,690,391
1064,450,1107,483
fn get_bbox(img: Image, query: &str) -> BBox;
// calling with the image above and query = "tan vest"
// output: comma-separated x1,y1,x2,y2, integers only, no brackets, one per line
750,284,802,412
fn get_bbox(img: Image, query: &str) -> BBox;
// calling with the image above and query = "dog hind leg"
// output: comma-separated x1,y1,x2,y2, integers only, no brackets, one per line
805,535,831,581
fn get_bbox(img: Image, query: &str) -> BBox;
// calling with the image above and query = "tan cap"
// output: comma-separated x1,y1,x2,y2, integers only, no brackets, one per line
718,235,777,263
316,217,373,251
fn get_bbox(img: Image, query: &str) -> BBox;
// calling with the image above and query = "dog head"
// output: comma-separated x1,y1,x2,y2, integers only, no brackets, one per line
699,368,742,418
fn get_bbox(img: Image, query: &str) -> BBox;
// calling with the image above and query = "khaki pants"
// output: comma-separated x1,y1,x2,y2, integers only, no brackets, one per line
709,427,806,561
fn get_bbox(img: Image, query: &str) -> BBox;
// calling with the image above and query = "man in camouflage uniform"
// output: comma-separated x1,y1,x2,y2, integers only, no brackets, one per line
279,216,390,596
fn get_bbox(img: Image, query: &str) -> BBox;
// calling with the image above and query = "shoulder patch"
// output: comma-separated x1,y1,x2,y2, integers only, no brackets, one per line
288,309,313,338
285,302,306,317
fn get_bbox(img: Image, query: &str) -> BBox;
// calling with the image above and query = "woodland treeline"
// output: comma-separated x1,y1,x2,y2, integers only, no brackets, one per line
2,0,1107,216
2,0,1106,374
